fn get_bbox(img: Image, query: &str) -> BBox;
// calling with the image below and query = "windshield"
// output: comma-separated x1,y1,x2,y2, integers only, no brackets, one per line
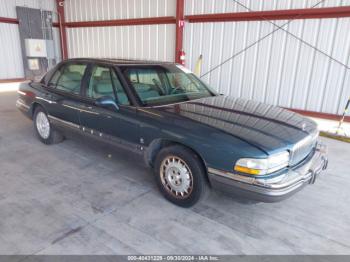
121,64,216,106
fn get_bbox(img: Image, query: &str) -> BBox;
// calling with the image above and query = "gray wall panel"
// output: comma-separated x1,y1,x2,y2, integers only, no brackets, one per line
64,0,176,62
2,0,349,115
184,17,350,115
0,0,58,79
64,0,176,22
0,0,56,18
66,24,175,61
0,23,24,78
185,0,350,15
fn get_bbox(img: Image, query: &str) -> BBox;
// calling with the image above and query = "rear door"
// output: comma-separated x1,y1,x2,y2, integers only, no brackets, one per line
79,64,140,151
44,62,88,130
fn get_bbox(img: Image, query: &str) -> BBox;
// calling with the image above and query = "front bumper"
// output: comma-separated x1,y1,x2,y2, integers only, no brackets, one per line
208,143,328,202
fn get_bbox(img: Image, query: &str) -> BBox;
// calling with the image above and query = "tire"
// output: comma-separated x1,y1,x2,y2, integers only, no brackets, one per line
154,145,209,207
33,106,64,145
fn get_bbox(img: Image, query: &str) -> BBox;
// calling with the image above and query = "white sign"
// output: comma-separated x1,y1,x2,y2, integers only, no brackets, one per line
25,39,47,57
28,59,40,70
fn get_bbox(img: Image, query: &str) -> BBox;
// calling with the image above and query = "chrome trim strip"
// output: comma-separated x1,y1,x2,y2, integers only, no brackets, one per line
62,104,99,115
17,90,27,96
16,100,30,110
62,104,81,111
137,108,163,117
79,108,100,115
36,97,56,104
208,168,255,184
208,167,313,190
48,115,80,129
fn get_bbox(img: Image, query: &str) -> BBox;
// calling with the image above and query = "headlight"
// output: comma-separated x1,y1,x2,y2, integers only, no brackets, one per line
234,151,290,175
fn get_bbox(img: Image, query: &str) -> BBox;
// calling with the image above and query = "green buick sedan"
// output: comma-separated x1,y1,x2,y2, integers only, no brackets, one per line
17,58,328,207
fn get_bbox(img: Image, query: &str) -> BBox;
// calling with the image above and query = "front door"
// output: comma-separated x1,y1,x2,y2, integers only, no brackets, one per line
79,65,140,152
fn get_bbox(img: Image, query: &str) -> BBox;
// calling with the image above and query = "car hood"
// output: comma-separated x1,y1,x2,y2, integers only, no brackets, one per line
153,96,318,154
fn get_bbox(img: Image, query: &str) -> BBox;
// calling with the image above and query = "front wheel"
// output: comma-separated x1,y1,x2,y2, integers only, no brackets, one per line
33,106,64,145
154,145,209,207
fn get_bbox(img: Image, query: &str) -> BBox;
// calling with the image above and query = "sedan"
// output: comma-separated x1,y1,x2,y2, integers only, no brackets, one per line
16,58,328,207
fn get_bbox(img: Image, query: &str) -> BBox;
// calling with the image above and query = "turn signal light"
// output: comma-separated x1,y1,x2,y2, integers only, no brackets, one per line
234,165,261,175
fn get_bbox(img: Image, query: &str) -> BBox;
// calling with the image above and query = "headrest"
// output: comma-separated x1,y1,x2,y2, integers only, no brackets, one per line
100,71,110,81
95,83,113,94
133,83,153,92
63,72,81,81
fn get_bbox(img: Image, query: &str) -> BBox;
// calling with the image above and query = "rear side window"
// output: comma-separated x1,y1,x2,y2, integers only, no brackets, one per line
48,69,62,86
49,64,87,95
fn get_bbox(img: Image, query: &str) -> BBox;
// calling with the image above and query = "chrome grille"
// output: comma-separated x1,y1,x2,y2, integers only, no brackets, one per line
290,131,318,166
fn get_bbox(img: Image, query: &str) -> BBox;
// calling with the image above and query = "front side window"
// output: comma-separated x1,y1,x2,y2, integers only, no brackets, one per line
87,66,130,105
122,65,215,106
50,64,87,95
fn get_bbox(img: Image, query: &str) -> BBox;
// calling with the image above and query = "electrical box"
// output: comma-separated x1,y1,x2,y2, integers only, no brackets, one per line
25,39,47,57
28,59,40,70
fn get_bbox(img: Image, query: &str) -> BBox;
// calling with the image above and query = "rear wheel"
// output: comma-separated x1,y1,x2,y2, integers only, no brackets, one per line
34,106,64,144
154,145,209,207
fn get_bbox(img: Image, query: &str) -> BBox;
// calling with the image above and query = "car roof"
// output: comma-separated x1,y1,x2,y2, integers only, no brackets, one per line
65,58,175,66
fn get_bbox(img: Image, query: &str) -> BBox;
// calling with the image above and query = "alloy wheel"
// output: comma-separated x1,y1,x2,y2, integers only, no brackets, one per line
36,112,50,139
160,156,193,199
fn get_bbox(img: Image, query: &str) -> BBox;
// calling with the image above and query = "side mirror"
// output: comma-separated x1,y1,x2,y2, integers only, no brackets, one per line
95,96,119,110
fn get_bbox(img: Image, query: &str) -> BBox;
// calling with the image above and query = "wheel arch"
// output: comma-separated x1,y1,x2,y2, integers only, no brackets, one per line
30,102,47,118
144,139,211,184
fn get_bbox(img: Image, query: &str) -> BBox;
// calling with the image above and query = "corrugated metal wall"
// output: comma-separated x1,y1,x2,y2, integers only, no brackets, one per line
184,0,350,115
0,23,24,79
0,0,60,79
64,0,177,62
185,0,350,14
66,25,175,61
2,0,349,115
64,0,176,21
0,0,56,17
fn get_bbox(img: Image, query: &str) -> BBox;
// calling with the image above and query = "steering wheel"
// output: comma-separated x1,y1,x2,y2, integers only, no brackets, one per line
170,86,185,94
152,79,166,95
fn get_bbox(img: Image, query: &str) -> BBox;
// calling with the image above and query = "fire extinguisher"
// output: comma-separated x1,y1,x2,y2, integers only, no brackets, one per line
179,50,186,66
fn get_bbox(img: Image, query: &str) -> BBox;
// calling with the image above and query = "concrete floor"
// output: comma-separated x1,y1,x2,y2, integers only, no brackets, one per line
0,91,350,255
